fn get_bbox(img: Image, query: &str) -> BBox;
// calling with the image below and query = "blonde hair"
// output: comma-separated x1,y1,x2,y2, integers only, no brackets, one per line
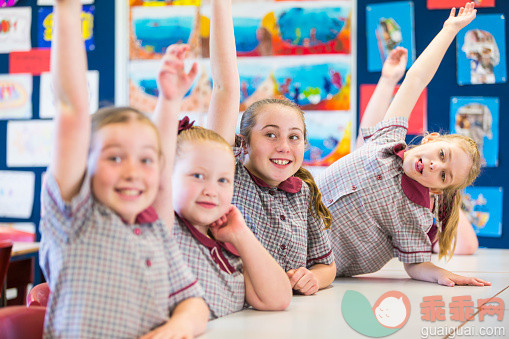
90,106,162,157
176,125,234,160
239,98,332,229
423,134,481,260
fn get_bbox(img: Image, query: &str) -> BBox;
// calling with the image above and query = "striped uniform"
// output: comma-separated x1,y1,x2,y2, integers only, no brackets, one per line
316,117,434,277
173,215,245,319
40,173,203,338
232,147,334,272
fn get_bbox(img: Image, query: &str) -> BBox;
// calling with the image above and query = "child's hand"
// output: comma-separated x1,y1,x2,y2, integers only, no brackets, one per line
140,319,193,339
209,205,249,245
157,44,198,101
437,271,491,287
443,2,477,32
381,47,408,83
286,267,319,295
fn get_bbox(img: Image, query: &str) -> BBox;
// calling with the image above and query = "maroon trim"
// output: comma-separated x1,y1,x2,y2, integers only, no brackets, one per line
244,166,303,193
135,206,158,224
168,279,198,298
393,246,432,254
306,249,333,265
363,124,408,140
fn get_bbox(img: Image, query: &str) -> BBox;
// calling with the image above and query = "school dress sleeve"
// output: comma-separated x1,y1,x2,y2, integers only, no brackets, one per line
361,117,409,146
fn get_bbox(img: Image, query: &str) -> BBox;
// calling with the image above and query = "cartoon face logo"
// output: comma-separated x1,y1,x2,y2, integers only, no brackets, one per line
373,295,408,328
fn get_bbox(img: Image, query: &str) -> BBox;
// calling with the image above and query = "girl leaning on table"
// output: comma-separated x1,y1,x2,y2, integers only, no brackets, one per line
316,2,490,287
160,0,292,320
38,0,208,338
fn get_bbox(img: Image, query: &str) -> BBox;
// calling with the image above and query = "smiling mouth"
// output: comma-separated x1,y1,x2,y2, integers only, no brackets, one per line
196,202,217,209
116,189,142,196
270,159,291,166
415,158,424,174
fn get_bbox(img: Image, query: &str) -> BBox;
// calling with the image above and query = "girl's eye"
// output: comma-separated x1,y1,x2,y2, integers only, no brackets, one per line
441,171,446,182
192,173,204,180
108,156,122,163
141,158,154,165
218,177,229,184
289,135,300,141
440,149,445,160
265,133,276,139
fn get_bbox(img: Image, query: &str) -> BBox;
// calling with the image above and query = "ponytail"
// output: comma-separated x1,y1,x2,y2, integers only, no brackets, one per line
435,190,462,260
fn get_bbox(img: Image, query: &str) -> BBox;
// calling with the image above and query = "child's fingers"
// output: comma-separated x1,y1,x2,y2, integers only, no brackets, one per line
176,44,190,60
187,62,199,80
449,7,456,18
438,277,455,287
458,6,465,17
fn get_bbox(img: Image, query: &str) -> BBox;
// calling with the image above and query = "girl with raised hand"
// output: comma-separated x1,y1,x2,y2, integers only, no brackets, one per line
39,1,208,337
160,44,292,319
206,0,336,296
317,2,488,286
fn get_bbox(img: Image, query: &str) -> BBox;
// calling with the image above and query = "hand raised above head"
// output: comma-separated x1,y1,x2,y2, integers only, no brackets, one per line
157,44,198,101
382,47,408,83
443,2,477,32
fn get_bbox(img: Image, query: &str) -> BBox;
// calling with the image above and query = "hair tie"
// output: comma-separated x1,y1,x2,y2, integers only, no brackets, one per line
178,116,195,134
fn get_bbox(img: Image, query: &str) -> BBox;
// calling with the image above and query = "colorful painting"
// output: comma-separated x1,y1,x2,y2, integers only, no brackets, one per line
1,0,19,7
7,120,53,167
38,6,95,51
366,1,415,72
0,171,35,219
130,6,199,60
359,84,426,135
461,186,503,238
450,97,499,167
303,111,351,167
38,0,94,4
427,0,495,10
0,223,36,242
0,74,32,120
0,7,31,53
457,14,506,85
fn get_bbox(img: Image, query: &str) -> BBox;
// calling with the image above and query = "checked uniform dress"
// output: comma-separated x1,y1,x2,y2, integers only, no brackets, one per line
316,118,435,277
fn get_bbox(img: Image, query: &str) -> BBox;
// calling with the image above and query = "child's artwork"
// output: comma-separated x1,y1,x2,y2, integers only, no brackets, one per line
457,14,506,85
0,171,35,219
0,7,31,53
359,84,426,135
200,2,350,58
238,55,351,111
427,0,495,10
9,48,51,75
7,120,53,167
40,70,99,118
0,223,36,242
461,186,503,238
450,97,499,167
38,0,94,4
1,0,19,7
38,6,96,51
130,0,196,5
130,6,199,60
303,111,351,167
366,1,415,72
0,74,32,120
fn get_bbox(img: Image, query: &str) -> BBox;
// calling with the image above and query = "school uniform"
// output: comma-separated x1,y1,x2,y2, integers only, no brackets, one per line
316,117,435,277
40,173,203,338
173,215,246,319
232,147,334,272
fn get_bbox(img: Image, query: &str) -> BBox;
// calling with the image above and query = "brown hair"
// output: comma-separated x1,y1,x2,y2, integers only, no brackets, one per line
239,98,332,229
423,134,481,260
90,106,162,157
176,125,234,160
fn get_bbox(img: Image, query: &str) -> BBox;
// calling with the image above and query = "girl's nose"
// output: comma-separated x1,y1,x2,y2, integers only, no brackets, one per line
276,139,290,152
202,183,218,197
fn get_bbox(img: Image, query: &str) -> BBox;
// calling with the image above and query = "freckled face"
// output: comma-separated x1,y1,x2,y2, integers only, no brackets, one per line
243,105,305,187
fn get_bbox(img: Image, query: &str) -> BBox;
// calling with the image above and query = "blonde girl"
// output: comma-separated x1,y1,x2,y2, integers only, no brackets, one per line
39,1,208,337
317,3,490,286
206,0,336,295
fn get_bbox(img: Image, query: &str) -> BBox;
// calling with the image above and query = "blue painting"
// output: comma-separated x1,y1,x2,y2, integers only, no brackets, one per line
457,14,507,85
462,187,503,238
450,97,499,167
366,1,415,72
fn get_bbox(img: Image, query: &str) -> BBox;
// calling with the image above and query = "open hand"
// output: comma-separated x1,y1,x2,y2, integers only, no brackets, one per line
287,267,319,295
157,44,198,101
382,47,408,82
443,2,477,32
437,271,491,287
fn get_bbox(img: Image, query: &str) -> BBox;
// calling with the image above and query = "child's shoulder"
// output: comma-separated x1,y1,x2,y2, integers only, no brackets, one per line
361,117,408,146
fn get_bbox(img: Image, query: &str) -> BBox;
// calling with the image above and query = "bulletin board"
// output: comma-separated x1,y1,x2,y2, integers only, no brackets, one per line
0,0,116,242
357,0,509,249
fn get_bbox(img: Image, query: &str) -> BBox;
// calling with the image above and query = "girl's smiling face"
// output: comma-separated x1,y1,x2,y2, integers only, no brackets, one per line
243,104,305,187
402,139,472,194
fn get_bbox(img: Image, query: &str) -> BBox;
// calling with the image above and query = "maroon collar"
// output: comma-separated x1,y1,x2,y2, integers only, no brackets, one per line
119,206,159,225
175,214,239,257
394,144,430,209
244,166,303,193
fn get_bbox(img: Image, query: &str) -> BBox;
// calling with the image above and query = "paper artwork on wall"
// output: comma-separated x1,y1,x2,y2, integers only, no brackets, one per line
0,222,36,242
450,97,499,167
38,5,95,51
359,84,426,135
1,0,20,7
7,119,54,167
38,0,94,4
40,70,99,118
427,0,495,10
461,186,503,238
0,7,32,53
0,74,32,120
0,171,35,219
366,1,415,72
457,14,506,85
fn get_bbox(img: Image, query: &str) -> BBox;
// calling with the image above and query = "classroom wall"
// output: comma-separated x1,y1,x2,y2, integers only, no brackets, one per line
357,0,509,249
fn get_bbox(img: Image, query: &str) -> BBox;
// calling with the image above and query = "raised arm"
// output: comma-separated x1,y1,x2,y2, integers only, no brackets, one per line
384,3,476,121
206,0,240,146
49,0,91,201
153,44,198,227
355,47,407,148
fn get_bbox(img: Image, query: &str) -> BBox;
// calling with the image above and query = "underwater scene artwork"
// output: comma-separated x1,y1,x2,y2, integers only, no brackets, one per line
461,186,503,238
